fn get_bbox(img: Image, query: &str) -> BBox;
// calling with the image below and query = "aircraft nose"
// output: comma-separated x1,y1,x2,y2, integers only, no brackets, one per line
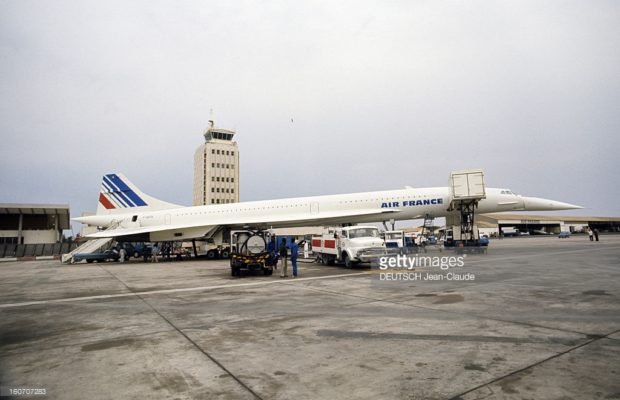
523,197,583,211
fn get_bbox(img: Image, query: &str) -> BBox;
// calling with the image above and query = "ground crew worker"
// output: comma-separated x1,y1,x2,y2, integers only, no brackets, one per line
290,238,299,278
279,238,288,278
119,247,126,263
151,243,159,263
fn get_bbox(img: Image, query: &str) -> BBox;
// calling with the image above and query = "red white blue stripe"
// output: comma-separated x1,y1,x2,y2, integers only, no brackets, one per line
99,174,147,209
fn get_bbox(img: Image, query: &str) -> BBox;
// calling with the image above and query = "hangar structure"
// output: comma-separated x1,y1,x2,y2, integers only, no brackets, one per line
0,203,75,258
476,214,620,236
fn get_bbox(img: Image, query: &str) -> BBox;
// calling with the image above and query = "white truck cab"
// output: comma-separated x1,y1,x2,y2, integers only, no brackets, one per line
312,226,385,267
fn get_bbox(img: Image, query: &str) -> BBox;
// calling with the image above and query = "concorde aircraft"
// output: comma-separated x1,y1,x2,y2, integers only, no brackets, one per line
73,173,582,242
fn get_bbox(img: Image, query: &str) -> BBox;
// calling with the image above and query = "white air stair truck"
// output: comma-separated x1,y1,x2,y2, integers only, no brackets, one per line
312,226,386,267
445,169,487,248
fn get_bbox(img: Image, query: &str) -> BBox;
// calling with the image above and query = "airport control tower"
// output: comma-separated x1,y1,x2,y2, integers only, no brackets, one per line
193,121,240,206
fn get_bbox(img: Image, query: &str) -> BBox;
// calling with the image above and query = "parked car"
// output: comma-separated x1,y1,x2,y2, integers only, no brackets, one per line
73,249,120,263
558,231,571,239
131,243,153,259
116,242,136,259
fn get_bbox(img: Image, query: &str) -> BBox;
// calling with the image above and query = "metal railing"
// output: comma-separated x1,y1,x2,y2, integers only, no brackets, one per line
60,221,121,263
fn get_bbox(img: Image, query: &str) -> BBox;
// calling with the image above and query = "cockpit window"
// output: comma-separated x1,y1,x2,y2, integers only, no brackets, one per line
501,189,515,195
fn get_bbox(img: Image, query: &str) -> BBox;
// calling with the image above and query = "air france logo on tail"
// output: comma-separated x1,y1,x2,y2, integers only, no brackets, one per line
99,174,147,209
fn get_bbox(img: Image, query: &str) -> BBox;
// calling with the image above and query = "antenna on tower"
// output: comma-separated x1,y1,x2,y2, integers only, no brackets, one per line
208,108,215,128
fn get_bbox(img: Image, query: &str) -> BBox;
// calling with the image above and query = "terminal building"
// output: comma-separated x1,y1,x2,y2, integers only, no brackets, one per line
193,121,240,206
0,203,75,258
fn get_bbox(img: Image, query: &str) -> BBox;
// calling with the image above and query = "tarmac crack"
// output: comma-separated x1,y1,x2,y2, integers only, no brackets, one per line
97,265,265,400
447,328,620,400
285,280,620,399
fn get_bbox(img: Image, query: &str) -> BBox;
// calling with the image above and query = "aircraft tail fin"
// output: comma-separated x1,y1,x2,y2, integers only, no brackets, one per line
96,173,181,215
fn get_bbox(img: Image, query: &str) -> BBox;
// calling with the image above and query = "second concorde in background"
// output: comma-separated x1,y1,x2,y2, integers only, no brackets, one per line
73,172,582,242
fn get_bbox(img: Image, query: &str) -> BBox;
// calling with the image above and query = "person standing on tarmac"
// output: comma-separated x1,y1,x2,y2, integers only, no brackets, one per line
151,243,159,263
267,237,278,271
588,228,594,242
279,238,288,278
290,238,299,278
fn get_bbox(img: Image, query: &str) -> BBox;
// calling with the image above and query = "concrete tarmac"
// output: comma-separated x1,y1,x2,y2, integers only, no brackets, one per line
0,235,619,399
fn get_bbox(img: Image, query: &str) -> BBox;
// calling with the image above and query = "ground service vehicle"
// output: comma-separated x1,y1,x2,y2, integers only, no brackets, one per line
383,230,416,254
312,226,386,267
180,237,231,259
205,237,231,259
230,230,276,277
444,226,488,252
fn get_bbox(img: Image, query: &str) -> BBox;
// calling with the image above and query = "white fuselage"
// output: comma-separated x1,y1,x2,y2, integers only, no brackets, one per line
82,187,563,236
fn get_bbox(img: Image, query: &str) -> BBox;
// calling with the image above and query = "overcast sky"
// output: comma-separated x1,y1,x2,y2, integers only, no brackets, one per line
1,1,619,234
